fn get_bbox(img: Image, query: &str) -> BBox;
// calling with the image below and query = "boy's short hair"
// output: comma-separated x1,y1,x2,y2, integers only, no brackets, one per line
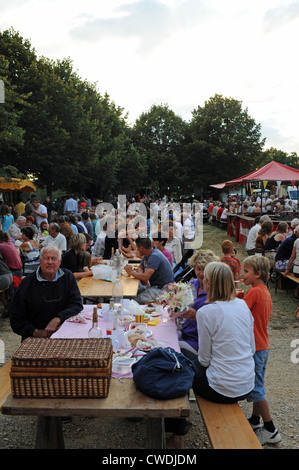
243,255,270,283
221,239,234,255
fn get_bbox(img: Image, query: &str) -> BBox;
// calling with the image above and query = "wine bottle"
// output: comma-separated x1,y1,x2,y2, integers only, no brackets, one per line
88,307,103,338
105,299,115,335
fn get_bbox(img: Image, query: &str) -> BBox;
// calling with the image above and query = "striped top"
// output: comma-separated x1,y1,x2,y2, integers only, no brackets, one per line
220,256,241,279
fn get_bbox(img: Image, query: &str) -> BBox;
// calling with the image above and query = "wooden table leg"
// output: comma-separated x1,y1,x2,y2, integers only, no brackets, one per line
35,416,65,449
146,418,165,449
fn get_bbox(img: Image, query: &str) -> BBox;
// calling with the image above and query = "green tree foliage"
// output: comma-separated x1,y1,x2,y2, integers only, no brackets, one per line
186,94,266,186
0,55,27,155
131,104,187,193
259,147,299,168
0,28,144,198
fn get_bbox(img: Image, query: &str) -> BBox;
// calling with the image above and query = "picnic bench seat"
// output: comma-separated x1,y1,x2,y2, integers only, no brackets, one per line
274,270,299,294
195,394,262,449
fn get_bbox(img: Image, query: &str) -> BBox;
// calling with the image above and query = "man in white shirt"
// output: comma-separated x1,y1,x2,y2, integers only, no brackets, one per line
31,199,48,228
42,223,67,252
183,212,195,240
245,215,271,255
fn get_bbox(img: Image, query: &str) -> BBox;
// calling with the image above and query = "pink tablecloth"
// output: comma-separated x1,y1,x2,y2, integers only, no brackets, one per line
52,305,180,378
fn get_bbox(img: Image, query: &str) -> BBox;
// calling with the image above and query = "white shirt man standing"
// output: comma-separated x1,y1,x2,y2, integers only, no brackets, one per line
31,199,48,228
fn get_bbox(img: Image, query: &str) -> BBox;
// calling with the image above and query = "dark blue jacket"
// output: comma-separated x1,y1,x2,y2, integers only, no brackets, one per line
10,268,83,341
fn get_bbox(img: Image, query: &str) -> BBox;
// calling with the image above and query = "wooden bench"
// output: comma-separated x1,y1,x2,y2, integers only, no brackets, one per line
195,394,262,449
275,270,299,294
286,273,299,286
0,360,11,411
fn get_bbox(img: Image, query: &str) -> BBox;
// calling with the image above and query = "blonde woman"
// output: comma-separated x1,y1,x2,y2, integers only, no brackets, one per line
167,262,255,449
171,249,220,356
196,262,255,405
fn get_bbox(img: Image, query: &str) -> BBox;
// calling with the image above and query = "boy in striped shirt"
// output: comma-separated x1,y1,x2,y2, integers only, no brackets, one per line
220,239,241,281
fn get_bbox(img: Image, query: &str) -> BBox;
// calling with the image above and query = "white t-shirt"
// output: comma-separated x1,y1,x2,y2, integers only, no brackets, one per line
42,233,67,252
35,204,48,227
245,223,261,251
183,216,195,240
174,221,183,241
197,298,255,398
293,238,299,274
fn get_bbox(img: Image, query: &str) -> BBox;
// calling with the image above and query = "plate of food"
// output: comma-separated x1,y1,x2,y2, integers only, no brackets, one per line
149,311,162,317
144,306,156,314
128,323,152,337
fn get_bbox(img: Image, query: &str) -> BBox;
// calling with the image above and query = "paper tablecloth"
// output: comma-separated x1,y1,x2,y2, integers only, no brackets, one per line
52,305,180,378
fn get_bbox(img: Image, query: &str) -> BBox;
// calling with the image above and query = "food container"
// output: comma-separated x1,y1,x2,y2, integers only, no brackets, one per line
10,337,113,399
113,356,137,374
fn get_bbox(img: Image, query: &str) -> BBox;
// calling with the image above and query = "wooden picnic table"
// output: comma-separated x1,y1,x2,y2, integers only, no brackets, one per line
1,306,190,449
78,274,140,299
2,374,189,449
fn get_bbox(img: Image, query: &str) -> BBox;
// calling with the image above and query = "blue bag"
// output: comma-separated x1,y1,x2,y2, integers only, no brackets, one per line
132,347,195,399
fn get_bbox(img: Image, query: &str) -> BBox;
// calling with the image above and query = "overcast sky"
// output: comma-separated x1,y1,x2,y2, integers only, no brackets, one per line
2,0,299,156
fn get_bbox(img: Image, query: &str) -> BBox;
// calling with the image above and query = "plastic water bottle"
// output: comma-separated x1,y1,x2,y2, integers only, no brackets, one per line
112,278,123,316
114,249,122,278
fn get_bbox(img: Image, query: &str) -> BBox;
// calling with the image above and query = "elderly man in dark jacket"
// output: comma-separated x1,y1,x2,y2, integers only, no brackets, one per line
10,245,83,341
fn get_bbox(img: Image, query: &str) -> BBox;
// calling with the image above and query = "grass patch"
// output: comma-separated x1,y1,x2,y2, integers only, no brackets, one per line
198,223,299,330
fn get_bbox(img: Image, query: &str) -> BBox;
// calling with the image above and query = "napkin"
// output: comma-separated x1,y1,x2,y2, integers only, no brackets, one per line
147,317,160,326
66,313,88,324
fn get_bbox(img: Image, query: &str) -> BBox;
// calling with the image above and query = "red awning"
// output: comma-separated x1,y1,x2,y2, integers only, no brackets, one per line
210,161,299,189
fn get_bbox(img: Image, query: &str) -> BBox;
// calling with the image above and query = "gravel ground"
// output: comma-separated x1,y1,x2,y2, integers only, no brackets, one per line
1,305,299,450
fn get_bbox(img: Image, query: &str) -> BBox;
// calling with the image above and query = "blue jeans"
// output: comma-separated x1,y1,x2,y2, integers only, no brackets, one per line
246,349,269,402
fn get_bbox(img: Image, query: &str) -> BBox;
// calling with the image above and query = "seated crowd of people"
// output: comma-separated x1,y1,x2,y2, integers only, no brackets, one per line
0,193,199,314
1,192,289,449
205,192,297,224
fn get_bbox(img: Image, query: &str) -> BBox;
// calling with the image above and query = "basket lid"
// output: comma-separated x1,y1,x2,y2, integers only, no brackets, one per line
11,337,113,368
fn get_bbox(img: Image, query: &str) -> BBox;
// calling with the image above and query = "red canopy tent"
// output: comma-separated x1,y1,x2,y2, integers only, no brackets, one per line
210,161,299,244
210,161,299,189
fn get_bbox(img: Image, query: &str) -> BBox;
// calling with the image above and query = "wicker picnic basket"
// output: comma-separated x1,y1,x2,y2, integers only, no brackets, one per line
10,337,113,399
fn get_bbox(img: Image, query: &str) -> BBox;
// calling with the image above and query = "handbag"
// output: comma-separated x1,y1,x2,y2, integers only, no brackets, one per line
132,347,195,399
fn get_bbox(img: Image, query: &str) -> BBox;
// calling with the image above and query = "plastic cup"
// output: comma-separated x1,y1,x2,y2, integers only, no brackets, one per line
135,314,145,323
235,289,244,299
